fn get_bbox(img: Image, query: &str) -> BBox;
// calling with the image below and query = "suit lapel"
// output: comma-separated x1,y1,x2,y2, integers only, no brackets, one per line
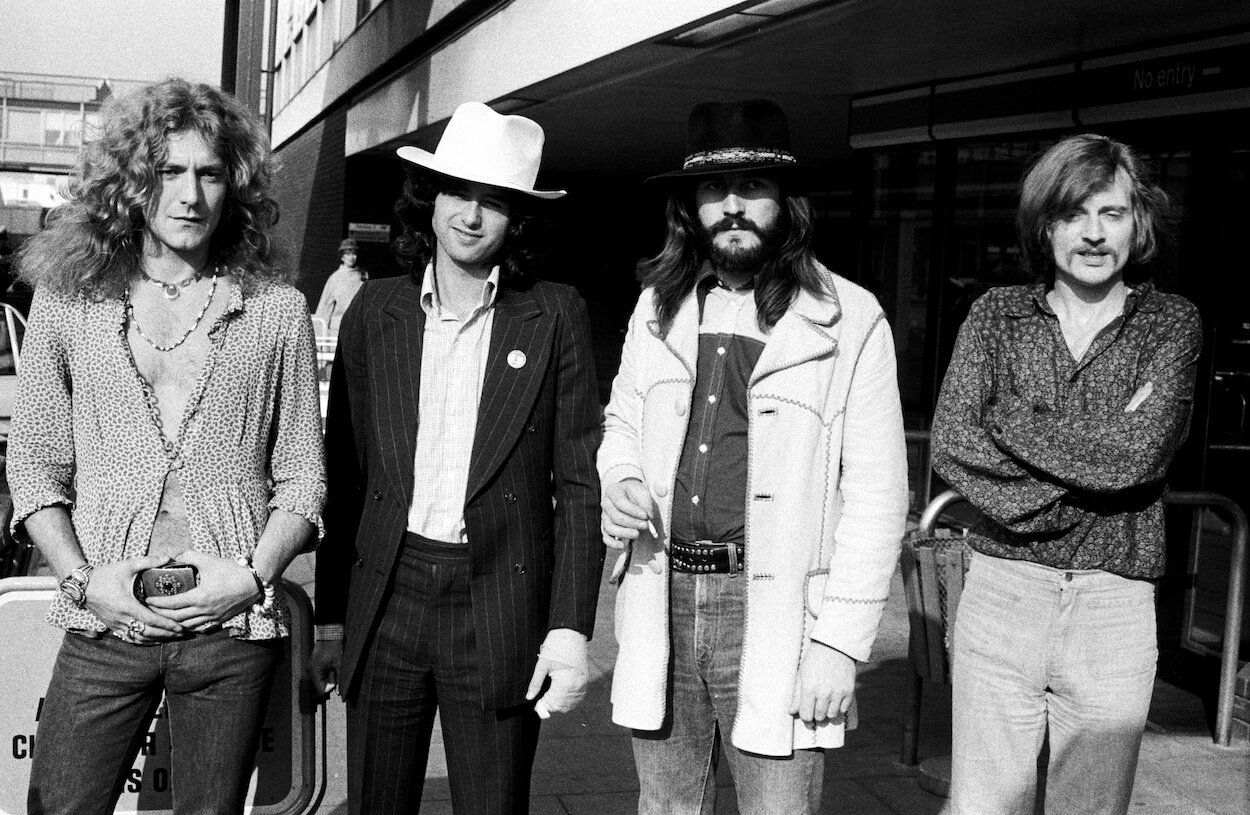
465,285,547,503
376,278,426,500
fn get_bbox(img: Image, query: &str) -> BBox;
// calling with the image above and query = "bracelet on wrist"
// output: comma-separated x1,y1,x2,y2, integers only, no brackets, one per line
58,563,94,609
235,556,277,616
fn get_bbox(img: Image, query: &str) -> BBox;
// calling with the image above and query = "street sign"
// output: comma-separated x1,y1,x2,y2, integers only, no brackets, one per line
347,222,390,243
0,577,320,815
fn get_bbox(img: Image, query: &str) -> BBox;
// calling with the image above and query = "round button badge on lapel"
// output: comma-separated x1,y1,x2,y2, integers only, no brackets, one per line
508,350,527,369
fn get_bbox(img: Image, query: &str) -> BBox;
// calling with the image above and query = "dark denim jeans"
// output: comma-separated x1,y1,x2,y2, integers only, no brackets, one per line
632,571,824,815
28,629,281,815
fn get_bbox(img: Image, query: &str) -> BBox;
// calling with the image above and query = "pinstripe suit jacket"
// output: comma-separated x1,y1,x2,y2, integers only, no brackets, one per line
315,273,603,709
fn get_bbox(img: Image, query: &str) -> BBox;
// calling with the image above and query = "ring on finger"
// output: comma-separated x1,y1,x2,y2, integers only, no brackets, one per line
126,619,146,638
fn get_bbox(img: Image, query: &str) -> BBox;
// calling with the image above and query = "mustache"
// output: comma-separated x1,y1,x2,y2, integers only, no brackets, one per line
707,217,766,238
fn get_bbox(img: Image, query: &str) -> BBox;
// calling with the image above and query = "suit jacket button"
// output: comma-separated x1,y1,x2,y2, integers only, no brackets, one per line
504,492,517,504
372,490,383,501
526,424,536,434
355,558,365,567
513,563,526,574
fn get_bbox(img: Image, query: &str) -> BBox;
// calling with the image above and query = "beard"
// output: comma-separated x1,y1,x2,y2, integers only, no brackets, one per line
701,216,782,277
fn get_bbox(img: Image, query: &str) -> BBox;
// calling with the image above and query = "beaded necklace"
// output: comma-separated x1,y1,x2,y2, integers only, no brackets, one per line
140,269,201,300
126,273,219,352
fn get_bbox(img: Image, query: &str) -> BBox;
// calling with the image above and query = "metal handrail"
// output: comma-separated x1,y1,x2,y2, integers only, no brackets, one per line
920,488,1247,747
3,303,27,375
917,488,965,538
1163,490,1247,748
905,429,933,511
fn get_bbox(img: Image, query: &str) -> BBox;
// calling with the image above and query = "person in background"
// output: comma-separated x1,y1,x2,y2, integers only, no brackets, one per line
931,133,1200,815
314,237,369,335
9,77,325,815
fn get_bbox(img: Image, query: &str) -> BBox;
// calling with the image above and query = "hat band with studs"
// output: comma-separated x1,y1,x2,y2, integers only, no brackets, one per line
682,147,798,170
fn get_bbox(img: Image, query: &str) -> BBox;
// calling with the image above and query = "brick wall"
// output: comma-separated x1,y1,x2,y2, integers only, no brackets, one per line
271,108,348,309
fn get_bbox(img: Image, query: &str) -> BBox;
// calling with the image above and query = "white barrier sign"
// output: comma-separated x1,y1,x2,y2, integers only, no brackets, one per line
0,577,319,815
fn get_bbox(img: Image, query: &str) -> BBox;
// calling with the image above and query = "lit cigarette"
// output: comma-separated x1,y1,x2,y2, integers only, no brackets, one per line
647,519,658,538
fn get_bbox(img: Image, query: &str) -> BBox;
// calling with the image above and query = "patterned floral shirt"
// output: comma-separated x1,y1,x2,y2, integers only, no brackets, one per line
931,281,1201,579
7,280,326,638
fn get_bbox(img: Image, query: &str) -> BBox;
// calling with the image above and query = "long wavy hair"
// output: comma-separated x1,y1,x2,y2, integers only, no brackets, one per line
642,182,830,337
18,78,284,298
1017,133,1171,286
392,169,542,288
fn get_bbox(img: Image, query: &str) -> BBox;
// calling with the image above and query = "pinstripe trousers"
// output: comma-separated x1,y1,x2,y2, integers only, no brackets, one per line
346,534,540,815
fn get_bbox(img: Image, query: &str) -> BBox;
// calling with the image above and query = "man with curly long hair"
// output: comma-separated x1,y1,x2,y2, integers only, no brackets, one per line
308,102,602,814
9,78,325,814
599,99,908,814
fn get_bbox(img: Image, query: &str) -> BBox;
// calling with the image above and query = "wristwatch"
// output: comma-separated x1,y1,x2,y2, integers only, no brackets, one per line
58,564,94,608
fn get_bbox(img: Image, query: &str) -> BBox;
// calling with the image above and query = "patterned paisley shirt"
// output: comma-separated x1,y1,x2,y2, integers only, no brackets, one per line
931,281,1201,580
7,280,326,638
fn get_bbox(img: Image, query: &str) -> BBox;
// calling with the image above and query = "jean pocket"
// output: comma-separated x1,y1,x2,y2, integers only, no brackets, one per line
1083,597,1157,679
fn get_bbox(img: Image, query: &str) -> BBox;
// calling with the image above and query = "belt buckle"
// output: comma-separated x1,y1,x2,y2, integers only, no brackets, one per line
695,540,738,577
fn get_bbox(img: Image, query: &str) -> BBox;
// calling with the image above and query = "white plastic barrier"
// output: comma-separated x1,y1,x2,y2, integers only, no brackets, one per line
0,577,323,814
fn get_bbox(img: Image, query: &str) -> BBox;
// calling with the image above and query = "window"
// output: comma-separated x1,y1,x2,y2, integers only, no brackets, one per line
4,109,41,144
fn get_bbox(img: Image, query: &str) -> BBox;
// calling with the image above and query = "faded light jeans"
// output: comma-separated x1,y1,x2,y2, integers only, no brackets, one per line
949,553,1157,815
631,571,824,815
28,628,282,815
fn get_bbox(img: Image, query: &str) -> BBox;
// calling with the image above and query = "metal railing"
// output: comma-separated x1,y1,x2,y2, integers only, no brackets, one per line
1163,491,1248,747
905,429,933,513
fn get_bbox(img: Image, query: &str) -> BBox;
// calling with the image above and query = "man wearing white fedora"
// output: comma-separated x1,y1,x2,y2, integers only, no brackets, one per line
599,99,908,814
309,102,603,814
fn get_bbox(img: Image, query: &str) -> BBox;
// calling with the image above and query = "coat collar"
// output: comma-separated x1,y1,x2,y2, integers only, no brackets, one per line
648,263,843,385
751,280,841,385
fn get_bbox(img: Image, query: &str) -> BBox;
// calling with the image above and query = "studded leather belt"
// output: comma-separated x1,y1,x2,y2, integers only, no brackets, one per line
669,539,745,575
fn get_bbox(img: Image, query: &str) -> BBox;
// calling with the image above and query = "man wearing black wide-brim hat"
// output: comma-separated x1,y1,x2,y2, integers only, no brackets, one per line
598,99,908,813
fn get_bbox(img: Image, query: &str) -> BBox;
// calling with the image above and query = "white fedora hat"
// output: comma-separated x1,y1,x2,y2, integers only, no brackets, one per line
396,102,565,200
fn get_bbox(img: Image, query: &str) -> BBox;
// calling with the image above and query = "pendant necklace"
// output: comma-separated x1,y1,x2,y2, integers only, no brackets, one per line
141,269,202,300
127,273,219,352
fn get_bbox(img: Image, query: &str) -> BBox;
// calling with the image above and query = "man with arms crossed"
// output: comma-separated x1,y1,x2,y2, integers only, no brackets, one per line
600,99,908,814
932,134,1200,814
10,78,325,815
309,102,602,814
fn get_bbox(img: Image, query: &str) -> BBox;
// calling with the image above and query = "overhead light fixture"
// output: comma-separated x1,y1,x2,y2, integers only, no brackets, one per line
665,0,857,48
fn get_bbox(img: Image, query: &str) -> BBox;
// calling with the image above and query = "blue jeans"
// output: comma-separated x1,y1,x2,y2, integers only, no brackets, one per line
28,629,281,815
949,554,1157,815
632,571,824,815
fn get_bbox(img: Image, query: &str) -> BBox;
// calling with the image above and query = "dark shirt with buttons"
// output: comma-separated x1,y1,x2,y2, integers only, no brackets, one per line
931,281,1202,580
671,273,768,545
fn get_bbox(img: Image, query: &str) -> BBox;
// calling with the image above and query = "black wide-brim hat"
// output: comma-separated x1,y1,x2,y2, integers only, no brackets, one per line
646,98,811,184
